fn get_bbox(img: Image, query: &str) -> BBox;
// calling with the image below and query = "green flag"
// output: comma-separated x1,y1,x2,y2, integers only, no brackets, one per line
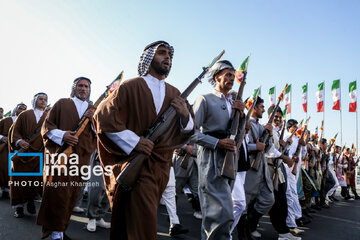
4,111,11,117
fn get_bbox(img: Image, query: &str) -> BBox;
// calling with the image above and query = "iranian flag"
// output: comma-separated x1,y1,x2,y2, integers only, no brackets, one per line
107,71,124,96
316,82,324,112
235,56,249,84
245,88,260,110
284,84,291,114
314,126,319,137
282,106,288,120
331,79,340,110
349,81,357,112
269,87,275,106
302,83,308,113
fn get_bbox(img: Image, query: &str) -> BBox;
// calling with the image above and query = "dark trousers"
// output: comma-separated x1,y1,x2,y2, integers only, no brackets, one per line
300,171,313,208
269,182,289,234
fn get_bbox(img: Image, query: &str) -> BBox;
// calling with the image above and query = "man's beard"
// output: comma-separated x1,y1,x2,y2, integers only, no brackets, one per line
274,120,281,127
151,60,170,76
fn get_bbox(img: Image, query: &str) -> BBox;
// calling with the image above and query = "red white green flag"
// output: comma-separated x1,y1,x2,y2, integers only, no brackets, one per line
349,81,357,112
302,83,308,113
235,56,249,84
284,84,291,114
282,107,288,120
107,71,124,96
269,87,275,106
330,133,338,145
314,126,319,137
295,119,304,136
316,82,324,112
331,79,340,110
245,87,260,110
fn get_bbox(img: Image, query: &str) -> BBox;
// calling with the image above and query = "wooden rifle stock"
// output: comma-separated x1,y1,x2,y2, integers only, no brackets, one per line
236,102,256,149
48,72,124,183
291,124,308,175
116,51,225,191
272,120,287,189
60,118,91,167
335,146,346,172
180,153,191,169
251,100,282,171
221,71,247,180
278,120,287,152
11,107,51,163
221,91,257,179
350,158,360,174
281,120,303,155
180,152,197,169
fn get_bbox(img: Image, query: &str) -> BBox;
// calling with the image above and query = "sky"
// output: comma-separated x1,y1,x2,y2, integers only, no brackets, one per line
1,0,360,148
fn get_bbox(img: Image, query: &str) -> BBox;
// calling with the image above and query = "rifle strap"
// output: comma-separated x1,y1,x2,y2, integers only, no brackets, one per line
25,125,42,142
249,127,257,144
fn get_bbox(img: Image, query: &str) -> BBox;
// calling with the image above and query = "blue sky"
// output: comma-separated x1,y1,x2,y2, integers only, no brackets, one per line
1,0,360,148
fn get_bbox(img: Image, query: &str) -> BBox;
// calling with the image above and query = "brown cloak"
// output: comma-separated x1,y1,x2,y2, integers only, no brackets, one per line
0,116,13,189
36,98,96,238
93,77,194,240
8,109,47,205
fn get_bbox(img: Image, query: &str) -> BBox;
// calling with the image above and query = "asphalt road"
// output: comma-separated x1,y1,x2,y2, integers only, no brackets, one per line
0,188,359,240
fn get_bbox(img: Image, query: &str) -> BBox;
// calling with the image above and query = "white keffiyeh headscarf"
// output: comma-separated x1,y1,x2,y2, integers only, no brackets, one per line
70,77,92,102
32,92,48,109
12,103,27,116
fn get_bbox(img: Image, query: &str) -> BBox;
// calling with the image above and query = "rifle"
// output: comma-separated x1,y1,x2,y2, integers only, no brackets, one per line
272,119,287,188
59,71,123,158
350,158,360,174
180,152,197,169
292,121,309,175
235,91,260,150
281,119,304,155
307,143,316,179
319,120,324,145
48,71,124,183
223,89,259,177
334,145,346,172
11,108,52,163
220,58,250,179
326,133,338,153
251,84,289,170
278,120,287,152
116,50,225,191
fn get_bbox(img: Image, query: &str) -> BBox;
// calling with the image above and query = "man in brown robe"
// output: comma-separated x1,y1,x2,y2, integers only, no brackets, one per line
8,93,48,218
93,40,195,240
0,103,27,199
0,107,3,120
37,77,96,240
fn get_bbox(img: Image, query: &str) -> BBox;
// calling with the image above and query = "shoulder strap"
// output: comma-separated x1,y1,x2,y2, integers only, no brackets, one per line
249,127,257,144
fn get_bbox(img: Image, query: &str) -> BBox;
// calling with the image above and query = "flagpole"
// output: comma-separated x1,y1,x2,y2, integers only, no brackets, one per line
323,81,325,137
339,79,343,146
290,85,292,119
306,82,308,121
357,79,358,156
357,104,358,155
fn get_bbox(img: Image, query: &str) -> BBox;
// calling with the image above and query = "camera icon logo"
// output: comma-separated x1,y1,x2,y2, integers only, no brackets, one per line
8,151,43,176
